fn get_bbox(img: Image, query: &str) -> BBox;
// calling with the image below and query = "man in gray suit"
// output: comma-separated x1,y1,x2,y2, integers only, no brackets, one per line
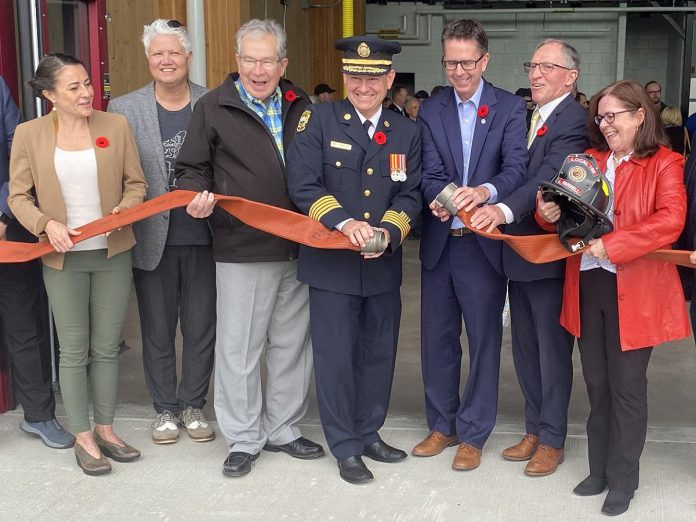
109,19,215,445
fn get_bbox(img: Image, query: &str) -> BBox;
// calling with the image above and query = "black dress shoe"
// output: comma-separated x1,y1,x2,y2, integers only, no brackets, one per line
338,456,374,484
601,490,634,516
573,475,608,496
222,451,260,477
264,436,325,460
362,440,407,463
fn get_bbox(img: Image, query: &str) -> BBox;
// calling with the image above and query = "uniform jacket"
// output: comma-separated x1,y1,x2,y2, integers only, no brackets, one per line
108,81,207,270
287,99,422,296
556,146,689,350
502,95,589,282
419,81,528,273
175,74,309,263
8,110,147,270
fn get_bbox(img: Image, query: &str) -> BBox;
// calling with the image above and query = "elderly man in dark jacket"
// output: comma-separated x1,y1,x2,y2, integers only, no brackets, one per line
176,19,324,478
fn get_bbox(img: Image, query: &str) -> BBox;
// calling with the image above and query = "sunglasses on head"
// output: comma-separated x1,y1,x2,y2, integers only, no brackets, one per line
166,19,182,28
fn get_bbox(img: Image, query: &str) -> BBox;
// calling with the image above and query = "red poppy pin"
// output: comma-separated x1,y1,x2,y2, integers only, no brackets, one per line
284,90,297,102
95,137,109,148
374,131,387,145
477,105,489,118
536,125,548,137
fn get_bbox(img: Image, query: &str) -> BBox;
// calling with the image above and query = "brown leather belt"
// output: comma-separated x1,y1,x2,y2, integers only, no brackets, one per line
449,227,472,236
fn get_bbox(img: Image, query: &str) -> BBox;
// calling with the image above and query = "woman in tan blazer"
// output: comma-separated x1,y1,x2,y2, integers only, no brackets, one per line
9,53,147,476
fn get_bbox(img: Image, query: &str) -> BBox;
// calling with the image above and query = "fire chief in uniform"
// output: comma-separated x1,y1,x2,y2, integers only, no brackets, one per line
287,36,422,485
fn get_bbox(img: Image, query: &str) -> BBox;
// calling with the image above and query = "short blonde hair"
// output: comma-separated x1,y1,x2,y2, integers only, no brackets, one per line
661,106,682,127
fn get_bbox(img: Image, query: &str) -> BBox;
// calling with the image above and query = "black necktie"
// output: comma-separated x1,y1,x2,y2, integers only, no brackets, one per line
363,119,372,138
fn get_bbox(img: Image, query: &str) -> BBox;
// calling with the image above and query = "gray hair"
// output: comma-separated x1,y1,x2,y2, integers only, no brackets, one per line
236,19,287,59
142,19,192,55
536,38,581,72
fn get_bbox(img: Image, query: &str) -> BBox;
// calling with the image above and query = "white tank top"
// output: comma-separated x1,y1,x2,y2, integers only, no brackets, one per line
53,147,108,251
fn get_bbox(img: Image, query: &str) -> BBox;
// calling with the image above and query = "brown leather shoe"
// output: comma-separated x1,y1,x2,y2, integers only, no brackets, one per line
502,434,539,461
451,443,482,471
74,443,111,476
412,431,458,457
94,431,141,463
525,444,564,476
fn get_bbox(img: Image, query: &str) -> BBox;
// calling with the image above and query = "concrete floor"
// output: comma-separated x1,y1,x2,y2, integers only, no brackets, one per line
2,240,696,521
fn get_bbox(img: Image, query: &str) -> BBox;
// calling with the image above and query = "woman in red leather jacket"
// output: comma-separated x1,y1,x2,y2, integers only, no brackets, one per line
538,80,688,517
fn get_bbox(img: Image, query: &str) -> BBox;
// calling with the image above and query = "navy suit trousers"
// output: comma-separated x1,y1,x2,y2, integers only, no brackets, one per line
509,278,574,448
309,287,401,460
420,235,506,447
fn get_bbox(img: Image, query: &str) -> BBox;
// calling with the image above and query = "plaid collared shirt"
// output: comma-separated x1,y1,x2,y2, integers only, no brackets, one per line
234,79,284,159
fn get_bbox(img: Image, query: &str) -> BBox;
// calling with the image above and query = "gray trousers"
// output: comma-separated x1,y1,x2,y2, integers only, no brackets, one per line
214,260,312,454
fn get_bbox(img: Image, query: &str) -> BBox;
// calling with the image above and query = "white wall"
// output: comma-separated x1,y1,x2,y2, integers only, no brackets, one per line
366,3,684,105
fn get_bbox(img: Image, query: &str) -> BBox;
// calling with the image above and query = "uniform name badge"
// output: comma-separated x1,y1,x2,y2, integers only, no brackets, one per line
389,153,407,182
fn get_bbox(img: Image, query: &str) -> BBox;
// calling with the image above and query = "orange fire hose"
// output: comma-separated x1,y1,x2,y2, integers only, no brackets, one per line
0,190,692,268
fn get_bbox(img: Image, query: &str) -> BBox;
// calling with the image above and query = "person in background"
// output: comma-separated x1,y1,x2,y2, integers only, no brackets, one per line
404,96,420,121
175,19,324,479
388,85,407,116
645,80,666,112
514,87,535,126
576,91,589,108
661,105,689,156
108,19,216,446
0,75,74,451
538,79,688,516
9,53,147,475
313,83,336,103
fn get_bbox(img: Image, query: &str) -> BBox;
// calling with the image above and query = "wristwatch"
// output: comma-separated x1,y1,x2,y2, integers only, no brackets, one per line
0,211,11,225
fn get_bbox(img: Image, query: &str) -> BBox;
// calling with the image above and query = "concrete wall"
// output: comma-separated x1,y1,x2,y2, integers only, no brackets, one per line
366,3,686,107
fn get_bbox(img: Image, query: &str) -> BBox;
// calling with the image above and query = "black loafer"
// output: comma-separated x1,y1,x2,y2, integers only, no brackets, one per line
338,456,374,484
573,475,608,496
222,451,260,477
264,436,325,460
601,490,634,516
362,440,407,463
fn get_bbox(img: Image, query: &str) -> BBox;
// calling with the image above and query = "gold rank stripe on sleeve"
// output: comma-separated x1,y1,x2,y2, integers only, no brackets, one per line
382,210,411,241
309,195,343,221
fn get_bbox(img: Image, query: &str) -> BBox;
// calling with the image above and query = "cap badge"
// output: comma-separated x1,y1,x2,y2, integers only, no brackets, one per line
357,42,371,58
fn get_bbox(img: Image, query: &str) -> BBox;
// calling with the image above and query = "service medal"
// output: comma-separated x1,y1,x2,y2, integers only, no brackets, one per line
389,153,407,182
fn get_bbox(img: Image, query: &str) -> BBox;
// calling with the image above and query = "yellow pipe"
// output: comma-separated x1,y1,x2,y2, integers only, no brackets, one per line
342,0,354,97
342,0,354,38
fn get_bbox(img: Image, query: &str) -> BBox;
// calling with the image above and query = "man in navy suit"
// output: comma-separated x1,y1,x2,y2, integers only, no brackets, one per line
471,39,588,476
412,19,528,471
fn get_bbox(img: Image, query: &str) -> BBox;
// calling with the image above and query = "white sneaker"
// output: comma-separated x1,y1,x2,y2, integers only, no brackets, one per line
179,407,215,442
151,410,179,444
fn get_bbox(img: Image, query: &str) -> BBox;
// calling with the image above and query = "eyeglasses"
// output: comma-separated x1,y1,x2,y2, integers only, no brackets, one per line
523,62,570,74
646,89,661,95
238,55,282,69
442,55,485,71
166,19,183,28
593,108,637,125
